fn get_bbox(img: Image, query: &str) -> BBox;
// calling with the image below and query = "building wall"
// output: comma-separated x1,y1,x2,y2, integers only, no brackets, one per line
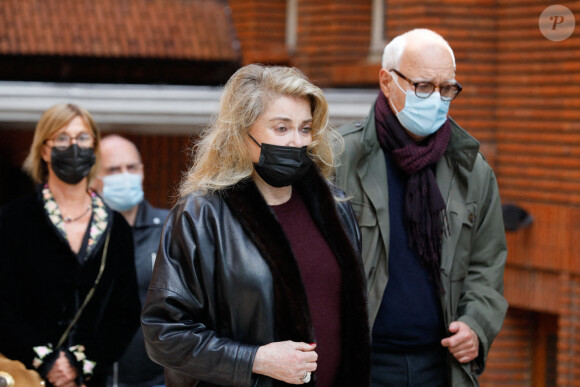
229,0,289,64
294,0,373,84
479,309,535,386
494,1,580,386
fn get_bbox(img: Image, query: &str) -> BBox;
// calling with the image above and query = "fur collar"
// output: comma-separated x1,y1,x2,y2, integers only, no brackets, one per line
223,167,370,386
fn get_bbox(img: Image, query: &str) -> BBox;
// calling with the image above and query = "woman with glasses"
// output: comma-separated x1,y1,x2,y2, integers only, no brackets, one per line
0,103,141,387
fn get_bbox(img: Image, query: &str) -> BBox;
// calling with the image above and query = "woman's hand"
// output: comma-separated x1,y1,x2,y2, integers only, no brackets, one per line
252,341,317,384
46,351,79,387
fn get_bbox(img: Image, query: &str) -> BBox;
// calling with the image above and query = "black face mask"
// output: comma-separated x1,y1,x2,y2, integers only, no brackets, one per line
50,144,96,185
249,134,313,188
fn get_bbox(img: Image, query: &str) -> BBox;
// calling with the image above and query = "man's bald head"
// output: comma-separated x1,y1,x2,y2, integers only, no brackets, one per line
100,135,142,169
382,28,455,73
378,28,458,141
95,134,144,194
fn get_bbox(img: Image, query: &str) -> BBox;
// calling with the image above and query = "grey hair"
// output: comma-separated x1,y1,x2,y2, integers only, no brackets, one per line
382,28,456,71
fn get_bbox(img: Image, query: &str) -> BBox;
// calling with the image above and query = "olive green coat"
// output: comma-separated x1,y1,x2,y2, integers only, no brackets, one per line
334,104,508,386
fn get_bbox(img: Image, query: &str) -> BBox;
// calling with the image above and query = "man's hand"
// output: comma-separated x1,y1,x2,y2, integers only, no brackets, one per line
441,321,479,363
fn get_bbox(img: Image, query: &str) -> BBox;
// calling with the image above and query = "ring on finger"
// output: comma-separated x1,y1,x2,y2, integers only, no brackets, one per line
301,371,311,384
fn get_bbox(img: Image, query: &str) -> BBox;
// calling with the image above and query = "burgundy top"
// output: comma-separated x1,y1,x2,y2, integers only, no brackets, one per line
271,189,342,387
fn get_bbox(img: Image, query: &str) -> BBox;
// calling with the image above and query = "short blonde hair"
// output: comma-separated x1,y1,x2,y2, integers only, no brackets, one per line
23,103,101,184
180,64,342,196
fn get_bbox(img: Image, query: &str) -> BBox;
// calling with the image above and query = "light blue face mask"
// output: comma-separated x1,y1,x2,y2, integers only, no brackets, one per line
390,75,450,137
102,172,144,212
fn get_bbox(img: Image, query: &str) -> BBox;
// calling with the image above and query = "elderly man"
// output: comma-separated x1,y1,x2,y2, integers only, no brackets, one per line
95,135,169,387
334,28,507,386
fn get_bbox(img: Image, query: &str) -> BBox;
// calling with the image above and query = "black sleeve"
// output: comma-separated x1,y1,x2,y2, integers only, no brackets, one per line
83,212,141,365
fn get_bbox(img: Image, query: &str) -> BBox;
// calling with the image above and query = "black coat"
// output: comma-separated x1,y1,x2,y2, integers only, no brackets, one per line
142,168,371,387
114,200,169,386
0,188,141,386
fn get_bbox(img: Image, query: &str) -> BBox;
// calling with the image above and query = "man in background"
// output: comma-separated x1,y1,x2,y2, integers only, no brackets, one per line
95,134,168,387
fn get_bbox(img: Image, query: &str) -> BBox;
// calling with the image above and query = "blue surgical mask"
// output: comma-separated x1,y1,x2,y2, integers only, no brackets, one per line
390,76,450,137
102,172,144,212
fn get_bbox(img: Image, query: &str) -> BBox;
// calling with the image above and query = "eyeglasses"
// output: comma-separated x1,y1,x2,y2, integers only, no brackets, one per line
389,69,462,101
45,132,95,150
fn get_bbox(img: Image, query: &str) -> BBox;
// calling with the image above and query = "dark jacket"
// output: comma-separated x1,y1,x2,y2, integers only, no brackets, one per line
0,189,141,386
142,168,371,387
335,104,508,386
113,200,169,386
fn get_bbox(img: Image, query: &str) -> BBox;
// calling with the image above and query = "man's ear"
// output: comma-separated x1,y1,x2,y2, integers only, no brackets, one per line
379,68,391,99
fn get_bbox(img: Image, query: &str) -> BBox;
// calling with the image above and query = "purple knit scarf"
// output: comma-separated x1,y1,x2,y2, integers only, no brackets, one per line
375,91,451,293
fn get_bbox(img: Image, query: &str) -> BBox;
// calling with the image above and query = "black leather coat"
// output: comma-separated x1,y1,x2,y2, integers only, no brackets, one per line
142,168,371,387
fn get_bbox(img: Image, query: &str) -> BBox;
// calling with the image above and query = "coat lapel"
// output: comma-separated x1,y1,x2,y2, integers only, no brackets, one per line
223,180,314,343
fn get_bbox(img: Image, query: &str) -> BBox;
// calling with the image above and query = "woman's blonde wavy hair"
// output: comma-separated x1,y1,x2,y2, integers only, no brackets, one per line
23,103,101,185
180,64,343,197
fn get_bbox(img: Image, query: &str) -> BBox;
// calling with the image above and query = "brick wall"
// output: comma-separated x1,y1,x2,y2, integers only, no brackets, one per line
230,0,376,85
494,2,580,384
294,0,373,84
558,274,580,386
479,309,535,386
229,0,289,64
495,0,580,206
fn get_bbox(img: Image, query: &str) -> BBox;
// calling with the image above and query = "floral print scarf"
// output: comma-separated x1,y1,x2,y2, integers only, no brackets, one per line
42,185,108,255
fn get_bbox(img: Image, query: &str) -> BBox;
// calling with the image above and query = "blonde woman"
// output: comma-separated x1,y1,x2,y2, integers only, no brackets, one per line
142,64,370,387
0,103,140,387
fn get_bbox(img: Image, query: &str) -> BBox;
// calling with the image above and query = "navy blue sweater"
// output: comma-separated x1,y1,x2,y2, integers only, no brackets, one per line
372,153,445,350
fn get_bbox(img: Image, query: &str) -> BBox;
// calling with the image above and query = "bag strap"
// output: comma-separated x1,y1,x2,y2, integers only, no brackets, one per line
57,230,111,348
